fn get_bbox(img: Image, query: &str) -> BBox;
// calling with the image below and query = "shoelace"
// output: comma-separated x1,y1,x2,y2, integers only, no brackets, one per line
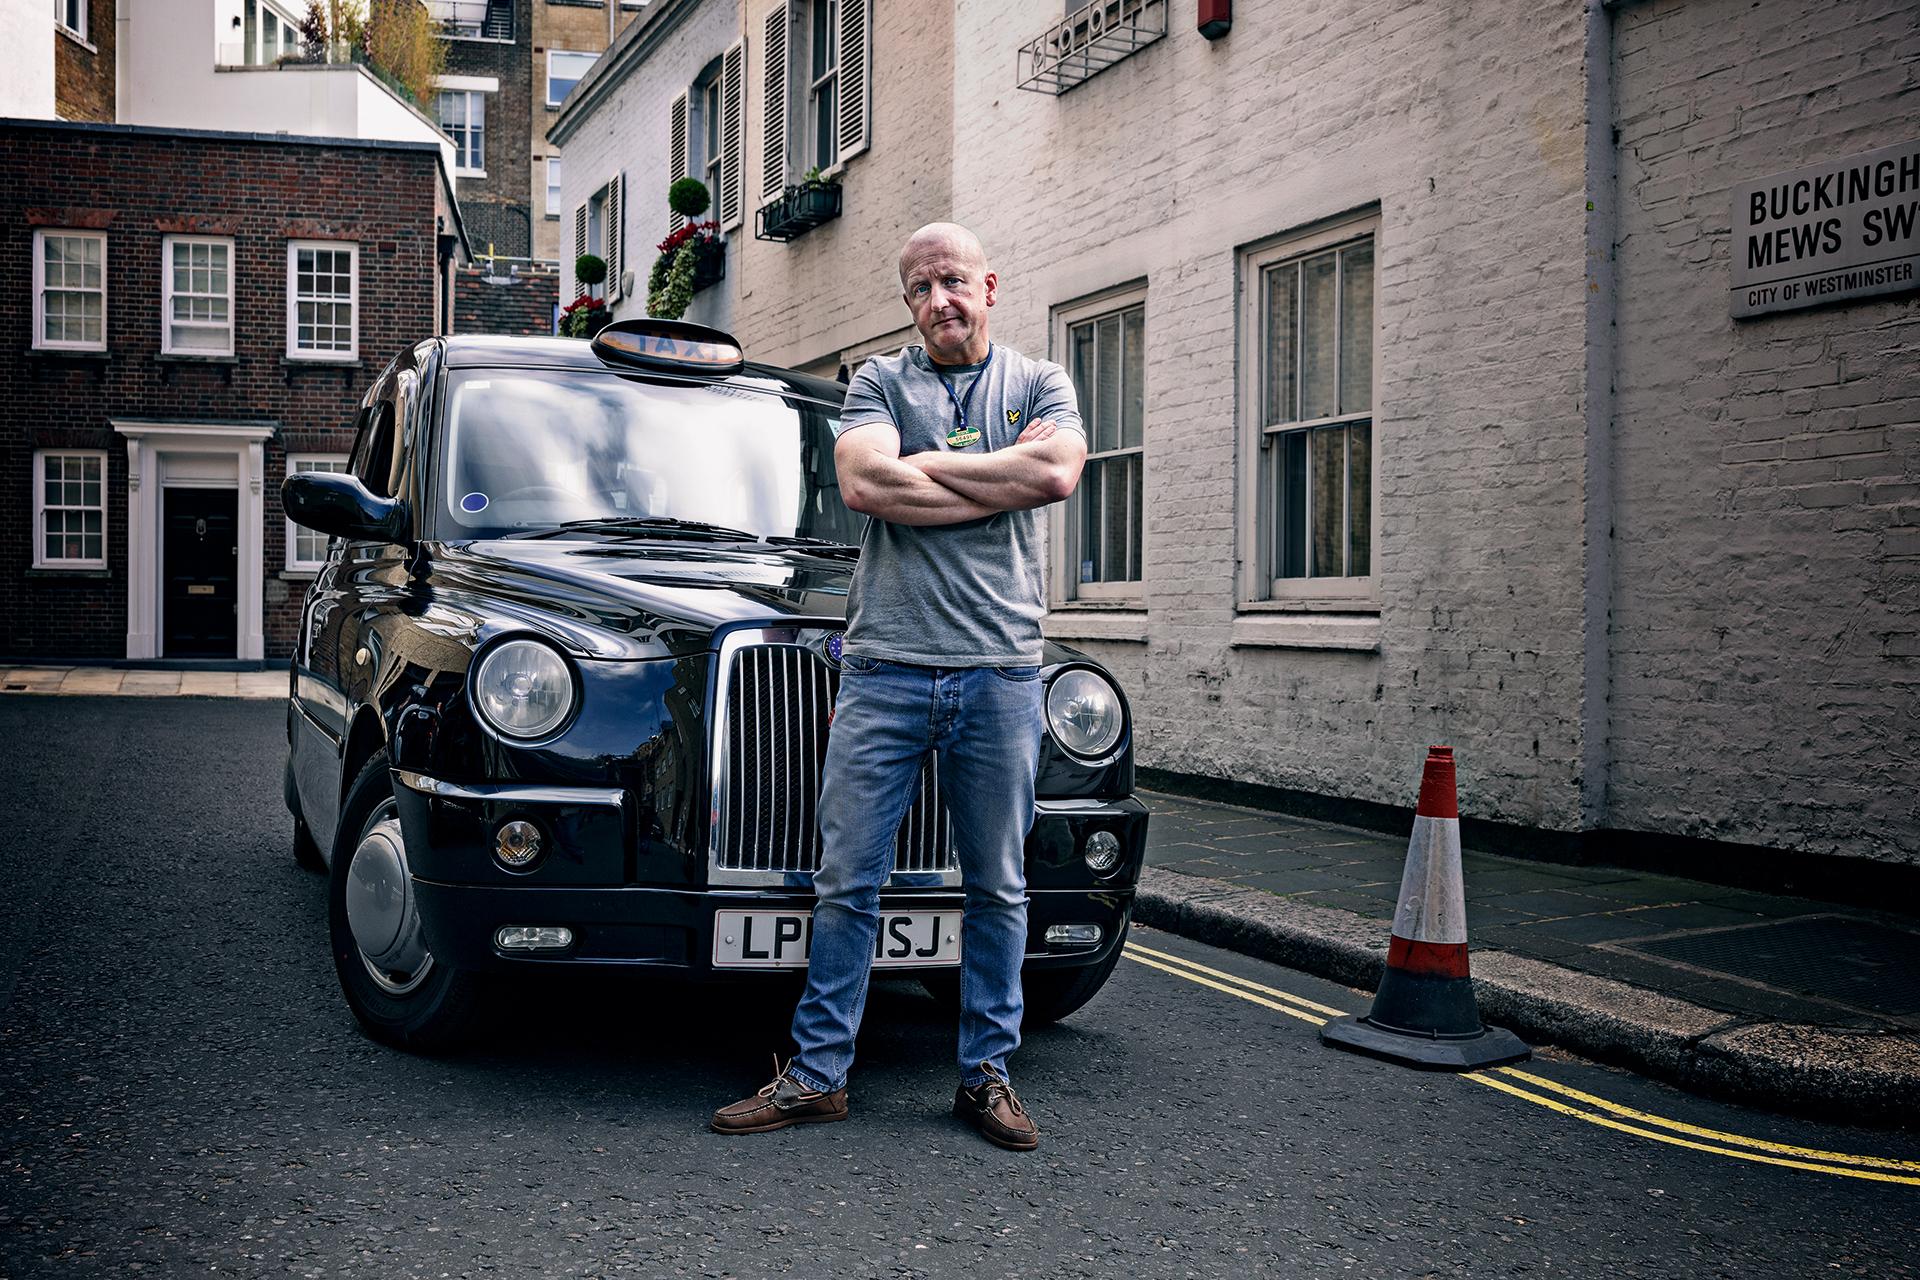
755,1054,819,1101
983,1080,1025,1116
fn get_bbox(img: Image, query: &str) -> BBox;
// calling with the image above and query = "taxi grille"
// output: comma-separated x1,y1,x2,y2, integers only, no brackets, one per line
717,644,956,875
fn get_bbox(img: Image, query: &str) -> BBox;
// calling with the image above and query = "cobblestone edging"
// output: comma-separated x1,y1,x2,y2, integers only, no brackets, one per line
1135,866,1920,1125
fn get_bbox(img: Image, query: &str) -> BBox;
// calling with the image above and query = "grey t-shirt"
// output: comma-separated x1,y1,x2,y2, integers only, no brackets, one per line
833,343,1083,667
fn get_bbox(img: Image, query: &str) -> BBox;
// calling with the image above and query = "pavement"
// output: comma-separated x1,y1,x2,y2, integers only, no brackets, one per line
1138,791,1920,1126
0,664,285,699
8,663,1917,1126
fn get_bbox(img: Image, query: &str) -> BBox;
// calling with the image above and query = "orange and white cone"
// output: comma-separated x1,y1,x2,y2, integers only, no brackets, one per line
1320,746,1530,1070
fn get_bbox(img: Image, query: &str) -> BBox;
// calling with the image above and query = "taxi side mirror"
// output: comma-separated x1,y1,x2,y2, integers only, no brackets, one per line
282,471,411,546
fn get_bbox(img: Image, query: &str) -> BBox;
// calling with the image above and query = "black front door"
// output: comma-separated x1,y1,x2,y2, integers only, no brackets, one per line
162,487,238,658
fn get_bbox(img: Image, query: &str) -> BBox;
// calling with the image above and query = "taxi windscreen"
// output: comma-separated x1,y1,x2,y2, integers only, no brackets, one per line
436,369,863,544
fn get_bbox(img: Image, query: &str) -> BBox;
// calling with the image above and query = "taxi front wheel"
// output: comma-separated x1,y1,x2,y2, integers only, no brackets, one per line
328,749,486,1053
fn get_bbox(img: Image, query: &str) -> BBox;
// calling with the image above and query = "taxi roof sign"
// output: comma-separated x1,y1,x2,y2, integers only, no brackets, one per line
590,319,745,375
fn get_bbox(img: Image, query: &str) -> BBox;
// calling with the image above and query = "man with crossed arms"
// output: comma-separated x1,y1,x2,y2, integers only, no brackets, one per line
712,222,1087,1150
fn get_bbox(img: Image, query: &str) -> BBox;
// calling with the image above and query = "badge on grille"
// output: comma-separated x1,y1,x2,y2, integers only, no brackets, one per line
824,632,845,666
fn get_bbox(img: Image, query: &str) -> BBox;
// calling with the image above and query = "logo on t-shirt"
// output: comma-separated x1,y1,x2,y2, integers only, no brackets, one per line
1006,409,1022,427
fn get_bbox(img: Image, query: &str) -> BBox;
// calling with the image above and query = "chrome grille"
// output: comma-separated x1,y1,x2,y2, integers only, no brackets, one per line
718,644,956,874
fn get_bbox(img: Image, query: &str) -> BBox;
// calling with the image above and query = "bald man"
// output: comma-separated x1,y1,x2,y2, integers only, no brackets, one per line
712,224,1087,1151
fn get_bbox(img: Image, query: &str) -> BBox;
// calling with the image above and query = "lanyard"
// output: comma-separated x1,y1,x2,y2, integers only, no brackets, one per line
936,344,993,438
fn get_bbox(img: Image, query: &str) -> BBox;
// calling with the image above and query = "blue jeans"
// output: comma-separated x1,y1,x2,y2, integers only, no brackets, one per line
787,654,1045,1093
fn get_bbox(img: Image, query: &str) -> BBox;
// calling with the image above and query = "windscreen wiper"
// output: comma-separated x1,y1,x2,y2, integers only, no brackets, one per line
762,535,859,551
508,517,760,541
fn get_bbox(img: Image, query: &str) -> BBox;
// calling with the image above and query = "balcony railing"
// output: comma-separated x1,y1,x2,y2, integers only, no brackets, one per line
1017,0,1167,95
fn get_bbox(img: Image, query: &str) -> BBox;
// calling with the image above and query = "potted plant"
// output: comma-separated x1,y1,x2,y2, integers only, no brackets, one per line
754,166,843,242
647,179,726,318
561,253,610,337
790,165,842,221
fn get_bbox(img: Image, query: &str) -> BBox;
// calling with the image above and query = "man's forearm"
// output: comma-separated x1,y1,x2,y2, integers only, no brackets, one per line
847,454,1002,525
909,442,1079,511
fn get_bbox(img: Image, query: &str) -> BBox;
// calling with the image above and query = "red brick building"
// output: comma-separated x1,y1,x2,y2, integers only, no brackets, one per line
1,118,468,664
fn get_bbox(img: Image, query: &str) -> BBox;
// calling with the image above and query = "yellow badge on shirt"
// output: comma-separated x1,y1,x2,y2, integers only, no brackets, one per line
946,425,981,448
1006,409,1022,427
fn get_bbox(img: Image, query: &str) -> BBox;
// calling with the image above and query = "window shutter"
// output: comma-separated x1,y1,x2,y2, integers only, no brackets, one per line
836,0,871,164
605,174,623,301
572,204,588,298
720,39,745,232
760,3,788,203
669,91,690,233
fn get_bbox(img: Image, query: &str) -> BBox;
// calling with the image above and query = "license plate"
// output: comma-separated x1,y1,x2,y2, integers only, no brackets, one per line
712,909,961,969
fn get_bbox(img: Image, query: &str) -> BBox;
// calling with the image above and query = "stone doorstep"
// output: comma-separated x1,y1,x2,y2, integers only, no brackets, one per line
1134,866,1920,1125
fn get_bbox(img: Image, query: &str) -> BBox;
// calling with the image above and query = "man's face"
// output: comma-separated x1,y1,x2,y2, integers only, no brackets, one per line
900,241,996,364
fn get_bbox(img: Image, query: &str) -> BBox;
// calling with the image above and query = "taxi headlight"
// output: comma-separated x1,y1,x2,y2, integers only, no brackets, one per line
472,638,576,740
1045,668,1124,760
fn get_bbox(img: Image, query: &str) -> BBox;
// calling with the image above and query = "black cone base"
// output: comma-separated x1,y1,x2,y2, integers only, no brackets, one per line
1320,1013,1531,1071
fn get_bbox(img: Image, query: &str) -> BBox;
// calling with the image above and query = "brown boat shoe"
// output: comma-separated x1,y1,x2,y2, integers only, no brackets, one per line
711,1058,849,1135
953,1065,1039,1151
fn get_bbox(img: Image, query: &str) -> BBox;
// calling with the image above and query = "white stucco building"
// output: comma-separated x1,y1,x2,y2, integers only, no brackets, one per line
118,0,456,174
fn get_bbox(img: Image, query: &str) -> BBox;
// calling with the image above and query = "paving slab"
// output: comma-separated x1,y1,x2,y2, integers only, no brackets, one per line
118,671,184,694
58,669,126,693
177,672,240,697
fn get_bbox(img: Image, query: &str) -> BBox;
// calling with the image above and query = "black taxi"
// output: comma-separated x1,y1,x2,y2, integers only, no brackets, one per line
282,320,1148,1051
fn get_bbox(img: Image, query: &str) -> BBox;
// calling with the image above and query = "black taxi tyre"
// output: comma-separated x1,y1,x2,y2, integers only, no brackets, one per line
328,750,485,1051
285,755,326,873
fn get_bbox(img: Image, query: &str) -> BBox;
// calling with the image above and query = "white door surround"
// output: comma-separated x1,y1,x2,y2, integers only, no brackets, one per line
112,419,278,661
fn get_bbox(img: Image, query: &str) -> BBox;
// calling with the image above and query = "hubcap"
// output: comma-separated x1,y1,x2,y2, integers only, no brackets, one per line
345,797,434,995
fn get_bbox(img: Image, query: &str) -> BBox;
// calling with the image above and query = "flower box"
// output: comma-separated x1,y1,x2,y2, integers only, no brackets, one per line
691,238,727,292
754,181,843,242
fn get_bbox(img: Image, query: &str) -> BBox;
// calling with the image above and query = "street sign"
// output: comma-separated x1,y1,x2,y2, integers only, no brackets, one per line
1729,138,1920,318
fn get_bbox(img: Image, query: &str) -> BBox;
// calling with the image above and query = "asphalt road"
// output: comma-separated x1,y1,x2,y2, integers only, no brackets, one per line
2,696,1916,1278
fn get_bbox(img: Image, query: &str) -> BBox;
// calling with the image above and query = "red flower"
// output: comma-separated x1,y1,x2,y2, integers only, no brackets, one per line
562,293,608,315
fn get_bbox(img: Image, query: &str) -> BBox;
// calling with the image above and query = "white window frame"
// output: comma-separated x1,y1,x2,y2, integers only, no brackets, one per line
285,454,351,571
545,156,563,219
701,73,723,218
806,0,840,174
161,235,235,357
55,0,87,40
32,229,108,353
546,49,596,109
436,88,487,176
1051,282,1147,606
1236,211,1381,610
249,0,303,65
285,240,358,362
33,449,108,570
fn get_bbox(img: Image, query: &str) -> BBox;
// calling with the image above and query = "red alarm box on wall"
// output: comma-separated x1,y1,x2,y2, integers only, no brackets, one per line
1199,0,1231,39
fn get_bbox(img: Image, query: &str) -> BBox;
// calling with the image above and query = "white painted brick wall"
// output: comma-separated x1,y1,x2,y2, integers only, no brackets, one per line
555,0,745,334
1607,0,1920,863
732,0,955,370
953,0,1599,831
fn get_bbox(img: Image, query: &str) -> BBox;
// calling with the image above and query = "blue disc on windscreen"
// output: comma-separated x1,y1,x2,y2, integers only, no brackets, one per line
460,492,489,513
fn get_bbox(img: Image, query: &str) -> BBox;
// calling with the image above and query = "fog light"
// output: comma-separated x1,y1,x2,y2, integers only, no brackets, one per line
1045,923,1103,947
495,925,573,951
1083,830,1122,875
495,820,542,869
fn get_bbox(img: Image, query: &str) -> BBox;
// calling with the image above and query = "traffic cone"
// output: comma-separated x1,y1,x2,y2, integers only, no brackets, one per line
1320,746,1530,1070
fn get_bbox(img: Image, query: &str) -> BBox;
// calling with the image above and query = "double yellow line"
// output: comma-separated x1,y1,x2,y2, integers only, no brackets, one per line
1120,940,1920,1188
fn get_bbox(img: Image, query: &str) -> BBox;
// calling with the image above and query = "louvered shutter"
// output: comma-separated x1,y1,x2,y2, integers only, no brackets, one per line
836,0,870,164
572,204,588,298
720,39,745,231
604,174,623,301
669,91,690,232
760,3,788,203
